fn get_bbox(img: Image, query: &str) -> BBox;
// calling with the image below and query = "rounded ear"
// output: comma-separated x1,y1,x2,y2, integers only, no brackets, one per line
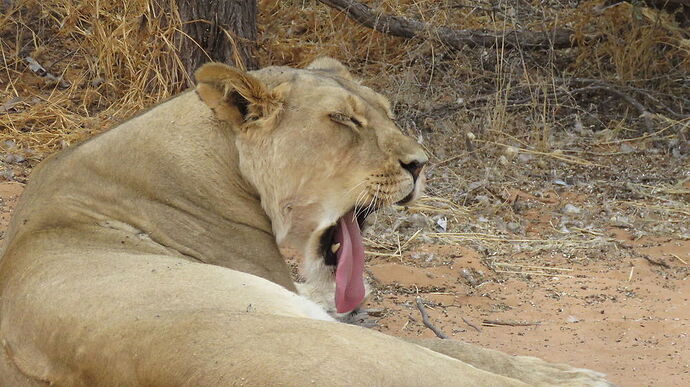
306,57,353,80
194,62,282,126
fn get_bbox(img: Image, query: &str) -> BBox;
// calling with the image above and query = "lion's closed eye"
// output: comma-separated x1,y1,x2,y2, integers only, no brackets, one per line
329,112,363,129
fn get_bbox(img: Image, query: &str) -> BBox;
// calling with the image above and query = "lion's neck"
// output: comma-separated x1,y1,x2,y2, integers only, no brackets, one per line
9,91,296,291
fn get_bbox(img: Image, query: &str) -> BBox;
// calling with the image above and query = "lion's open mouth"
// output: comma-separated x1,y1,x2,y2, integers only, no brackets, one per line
319,206,376,313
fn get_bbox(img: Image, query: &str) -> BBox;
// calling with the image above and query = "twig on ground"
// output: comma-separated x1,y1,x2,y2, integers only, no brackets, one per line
427,79,689,124
478,140,599,166
642,254,671,269
564,78,689,119
318,0,575,50
415,297,448,339
23,57,70,88
495,270,575,278
482,319,541,327
462,317,482,332
569,85,655,131
670,254,687,265
494,263,573,271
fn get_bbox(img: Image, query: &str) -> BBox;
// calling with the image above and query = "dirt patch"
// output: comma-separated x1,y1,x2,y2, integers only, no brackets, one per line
0,182,23,238
363,239,689,386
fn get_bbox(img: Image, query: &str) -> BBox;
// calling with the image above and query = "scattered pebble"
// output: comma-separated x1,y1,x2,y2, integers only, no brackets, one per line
518,153,533,163
4,154,25,164
563,204,581,214
620,143,635,154
504,146,519,159
507,222,521,233
610,215,632,227
411,252,436,262
436,217,447,232
1,169,14,181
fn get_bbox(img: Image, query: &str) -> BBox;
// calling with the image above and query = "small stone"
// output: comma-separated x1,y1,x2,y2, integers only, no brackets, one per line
90,77,105,87
504,146,519,159
620,143,635,153
610,215,632,227
436,217,447,232
408,213,429,229
507,222,520,232
563,204,581,214
1,169,14,181
595,129,614,141
518,153,533,163
475,195,490,204
573,116,584,132
467,181,484,191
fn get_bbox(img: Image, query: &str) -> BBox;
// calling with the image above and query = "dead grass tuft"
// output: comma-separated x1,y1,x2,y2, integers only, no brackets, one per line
1,0,187,157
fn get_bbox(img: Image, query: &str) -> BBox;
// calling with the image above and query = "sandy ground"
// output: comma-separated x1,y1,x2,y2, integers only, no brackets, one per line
1,181,688,386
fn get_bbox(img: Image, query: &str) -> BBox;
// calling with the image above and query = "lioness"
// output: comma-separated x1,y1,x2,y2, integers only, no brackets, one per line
0,58,610,386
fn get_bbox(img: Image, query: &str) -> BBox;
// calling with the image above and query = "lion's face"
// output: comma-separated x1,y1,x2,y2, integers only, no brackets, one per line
195,58,427,313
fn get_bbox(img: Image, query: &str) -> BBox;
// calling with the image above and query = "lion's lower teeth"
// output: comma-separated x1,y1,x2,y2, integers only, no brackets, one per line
331,243,341,253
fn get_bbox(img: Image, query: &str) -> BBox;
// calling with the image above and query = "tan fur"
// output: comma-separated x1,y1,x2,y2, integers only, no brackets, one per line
0,59,610,386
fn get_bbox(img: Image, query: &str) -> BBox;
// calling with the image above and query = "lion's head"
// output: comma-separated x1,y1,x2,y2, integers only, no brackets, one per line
195,58,427,313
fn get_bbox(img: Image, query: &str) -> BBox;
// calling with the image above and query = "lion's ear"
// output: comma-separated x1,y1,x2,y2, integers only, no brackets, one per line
195,62,282,127
306,57,353,80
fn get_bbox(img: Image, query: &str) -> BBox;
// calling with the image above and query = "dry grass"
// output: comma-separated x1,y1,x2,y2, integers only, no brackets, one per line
1,0,188,156
1,0,688,247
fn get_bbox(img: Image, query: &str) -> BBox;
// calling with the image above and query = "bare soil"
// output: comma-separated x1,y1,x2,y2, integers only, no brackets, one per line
2,179,688,386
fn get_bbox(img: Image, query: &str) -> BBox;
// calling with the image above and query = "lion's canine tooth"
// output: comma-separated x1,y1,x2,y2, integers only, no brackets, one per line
331,243,341,253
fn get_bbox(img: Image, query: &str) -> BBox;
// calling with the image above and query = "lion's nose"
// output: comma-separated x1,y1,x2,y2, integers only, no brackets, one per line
400,160,426,183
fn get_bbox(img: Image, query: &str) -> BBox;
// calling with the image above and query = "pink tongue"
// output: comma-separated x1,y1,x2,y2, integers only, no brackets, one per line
334,211,366,313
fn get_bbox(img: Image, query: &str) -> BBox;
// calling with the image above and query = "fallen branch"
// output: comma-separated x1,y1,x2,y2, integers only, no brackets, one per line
427,77,689,124
318,0,575,50
565,78,689,120
482,319,542,327
415,297,448,339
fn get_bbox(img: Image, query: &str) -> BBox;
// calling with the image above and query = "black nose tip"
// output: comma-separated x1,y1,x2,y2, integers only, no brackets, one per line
400,160,425,182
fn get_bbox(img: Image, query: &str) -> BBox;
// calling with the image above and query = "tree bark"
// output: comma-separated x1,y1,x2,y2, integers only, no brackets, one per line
175,0,258,81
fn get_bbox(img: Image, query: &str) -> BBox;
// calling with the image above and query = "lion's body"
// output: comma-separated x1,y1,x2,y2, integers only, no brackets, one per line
0,60,610,386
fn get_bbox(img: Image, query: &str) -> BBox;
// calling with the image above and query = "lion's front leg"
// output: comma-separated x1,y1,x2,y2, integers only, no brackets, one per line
404,338,613,387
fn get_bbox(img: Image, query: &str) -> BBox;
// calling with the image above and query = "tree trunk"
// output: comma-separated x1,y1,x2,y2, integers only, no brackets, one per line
175,0,258,82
